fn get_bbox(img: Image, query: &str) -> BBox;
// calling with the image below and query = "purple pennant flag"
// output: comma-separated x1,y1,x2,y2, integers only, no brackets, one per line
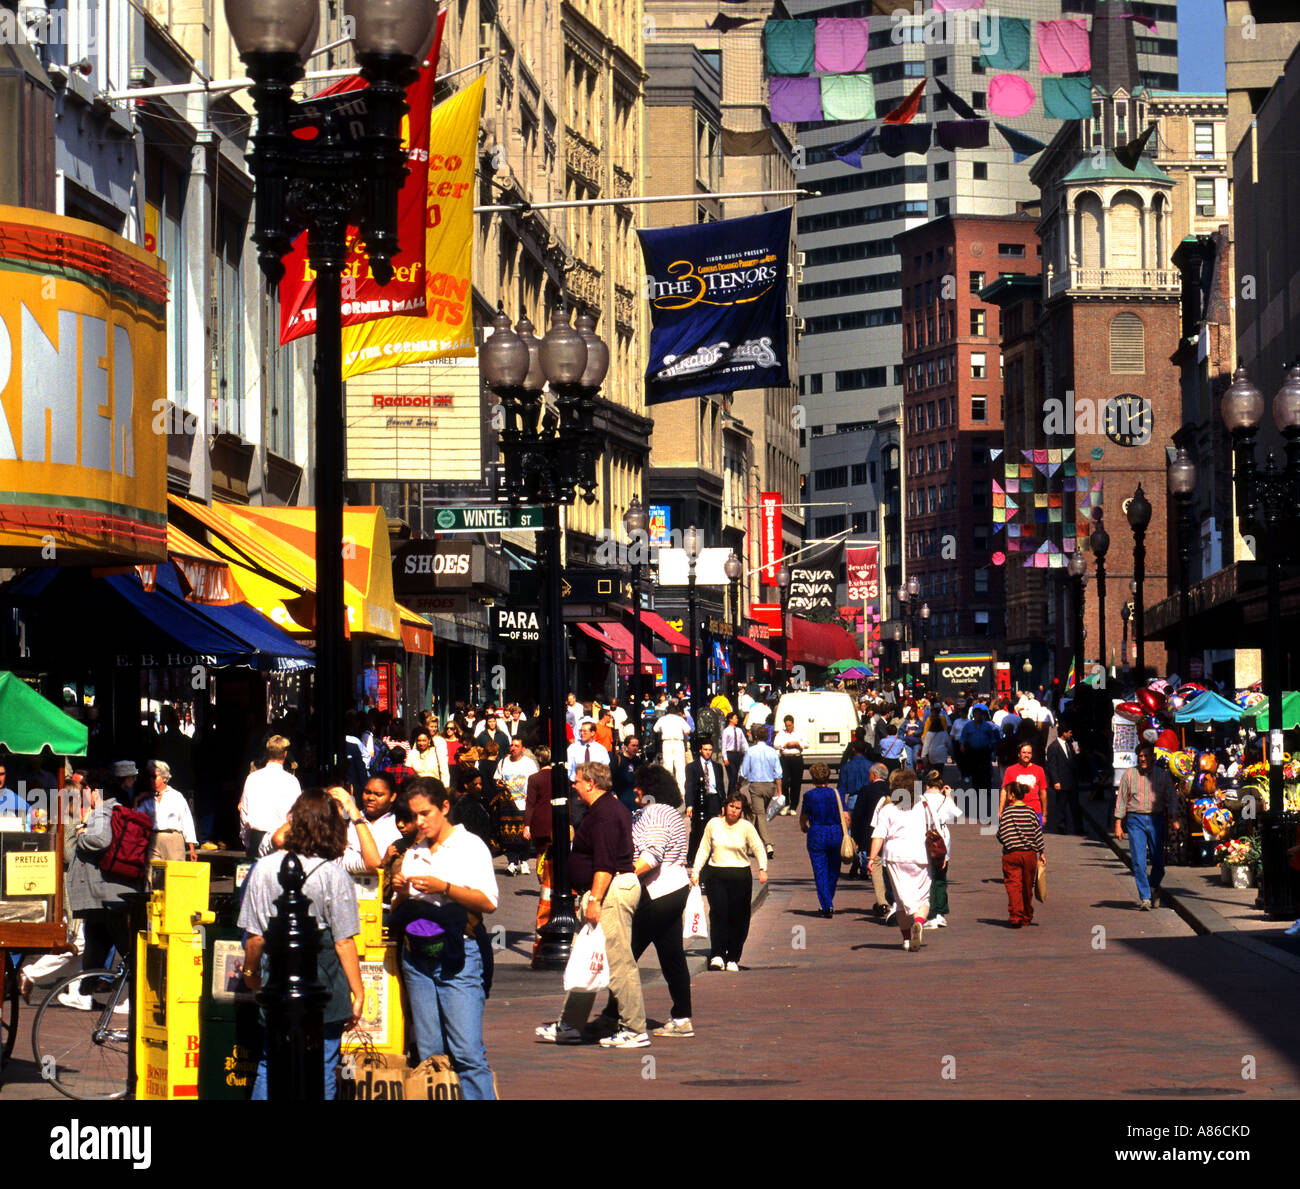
769,76,823,123
878,122,931,157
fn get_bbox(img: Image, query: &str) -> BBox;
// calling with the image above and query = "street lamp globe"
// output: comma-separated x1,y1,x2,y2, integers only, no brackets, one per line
538,306,588,386
776,562,791,590
514,315,546,391
684,525,701,561
1221,366,1265,434
225,0,320,57
481,306,528,389
623,496,648,539
906,574,920,598
920,602,931,620
1022,658,1032,675
1273,364,1300,432
723,551,743,582
344,0,440,58
574,311,610,389
1067,550,1087,579
1126,485,1152,532
1090,524,1110,559
1167,447,1197,498
897,583,908,604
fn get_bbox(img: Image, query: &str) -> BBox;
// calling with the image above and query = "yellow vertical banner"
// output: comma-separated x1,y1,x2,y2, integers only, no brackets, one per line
341,75,484,379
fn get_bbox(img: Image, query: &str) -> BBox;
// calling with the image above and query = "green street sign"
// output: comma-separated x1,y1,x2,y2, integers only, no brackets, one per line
432,505,543,532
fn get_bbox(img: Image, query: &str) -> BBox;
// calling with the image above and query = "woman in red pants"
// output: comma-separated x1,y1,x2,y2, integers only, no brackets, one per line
995,781,1044,927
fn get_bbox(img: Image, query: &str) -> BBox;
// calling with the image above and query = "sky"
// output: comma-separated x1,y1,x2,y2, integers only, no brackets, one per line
1177,0,1227,93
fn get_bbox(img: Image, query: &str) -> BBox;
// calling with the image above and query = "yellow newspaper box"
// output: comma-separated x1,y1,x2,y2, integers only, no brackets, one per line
135,860,212,1099
342,870,404,1058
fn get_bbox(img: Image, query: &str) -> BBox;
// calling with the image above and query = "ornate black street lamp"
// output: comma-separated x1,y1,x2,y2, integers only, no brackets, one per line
685,525,702,720
1067,549,1087,696
1168,446,1199,678
775,562,791,690
1120,598,1132,676
229,0,439,786
624,497,649,737
1090,521,1110,683
1222,364,1300,916
724,549,743,703
1126,485,1152,682
483,304,610,967
919,601,930,688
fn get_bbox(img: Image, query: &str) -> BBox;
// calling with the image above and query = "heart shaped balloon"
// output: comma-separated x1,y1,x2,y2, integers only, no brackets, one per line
1116,701,1144,722
1141,727,1160,743
1137,687,1167,715
1156,729,1181,751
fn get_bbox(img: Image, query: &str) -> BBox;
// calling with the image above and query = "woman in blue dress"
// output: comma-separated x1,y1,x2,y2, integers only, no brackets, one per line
800,763,850,918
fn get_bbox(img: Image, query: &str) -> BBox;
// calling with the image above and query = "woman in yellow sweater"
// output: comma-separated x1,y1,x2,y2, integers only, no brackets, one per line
690,793,768,972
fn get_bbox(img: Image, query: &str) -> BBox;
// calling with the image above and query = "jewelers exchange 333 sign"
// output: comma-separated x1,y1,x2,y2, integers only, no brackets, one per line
637,207,793,404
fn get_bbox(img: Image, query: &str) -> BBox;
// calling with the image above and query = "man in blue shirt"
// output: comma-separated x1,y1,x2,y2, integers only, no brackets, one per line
0,762,28,826
961,705,1000,796
737,726,781,857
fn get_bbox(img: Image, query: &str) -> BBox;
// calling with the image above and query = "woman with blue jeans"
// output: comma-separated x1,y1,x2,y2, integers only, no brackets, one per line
239,786,366,1100
392,777,499,1100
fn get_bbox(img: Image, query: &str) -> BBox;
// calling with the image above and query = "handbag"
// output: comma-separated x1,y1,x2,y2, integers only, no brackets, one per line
1035,854,1047,902
832,786,855,863
923,798,948,863
563,923,611,992
682,884,709,941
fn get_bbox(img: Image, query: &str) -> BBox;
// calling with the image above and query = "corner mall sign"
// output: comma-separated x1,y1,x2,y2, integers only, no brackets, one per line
0,206,167,563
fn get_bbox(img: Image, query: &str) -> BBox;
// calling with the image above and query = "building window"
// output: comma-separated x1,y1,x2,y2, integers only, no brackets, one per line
1115,108,1127,141
971,394,988,421
927,360,936,387
1109,312,1145,373
973,162,987,181
934,56,948,75
969,271,984,293
970,352,987,379
851,462,868,486
974,568,989,594
934,161,949,181
970,308,986,335
927,487,938,512
1194,121,1215,159
815,466,849,491
938,399,948,427
971,91,985,111
974,609,990,634
971,56,985,75
926,401,936,429
1091,102,1103,146
215,211,245,437
938,441,948,468
935,197,951,216
997,243,1025,258
1195,177,1217,217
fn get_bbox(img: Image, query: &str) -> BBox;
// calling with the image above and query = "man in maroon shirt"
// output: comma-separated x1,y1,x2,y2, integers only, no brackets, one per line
535,762,649,1049
998,742,1049,825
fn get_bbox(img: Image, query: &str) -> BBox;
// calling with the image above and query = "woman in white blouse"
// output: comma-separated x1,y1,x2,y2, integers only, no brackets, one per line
409,727,449,785
690,793,767,972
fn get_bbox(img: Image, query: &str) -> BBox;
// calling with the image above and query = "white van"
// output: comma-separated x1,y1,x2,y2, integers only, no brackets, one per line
774,691,860,773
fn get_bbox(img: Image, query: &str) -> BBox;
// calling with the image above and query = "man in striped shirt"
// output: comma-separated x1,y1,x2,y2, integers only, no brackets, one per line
996,781,1045,927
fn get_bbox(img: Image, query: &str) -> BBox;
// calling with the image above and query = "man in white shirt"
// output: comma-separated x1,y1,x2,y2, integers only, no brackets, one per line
744,699,771,733
140,760,198,862
611,698,629,740
567,719,610,781
771,714,810,815
238,735,302,859
495,738,539,809
652,702,689,792
565,693,582,740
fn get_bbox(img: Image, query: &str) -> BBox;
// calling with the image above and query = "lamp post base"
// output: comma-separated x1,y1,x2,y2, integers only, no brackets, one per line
533,893,579,970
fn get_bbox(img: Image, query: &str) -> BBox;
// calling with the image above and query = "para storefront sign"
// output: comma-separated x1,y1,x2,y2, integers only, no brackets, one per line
0,206,167,564
494,606,540,644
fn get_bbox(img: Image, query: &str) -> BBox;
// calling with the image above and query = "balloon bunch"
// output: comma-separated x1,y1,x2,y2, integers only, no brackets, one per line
1116,685,1182,747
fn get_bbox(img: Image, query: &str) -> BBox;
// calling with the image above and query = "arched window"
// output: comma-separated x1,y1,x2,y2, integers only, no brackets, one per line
1075,193,1103,269
1109,192,1143,269
1110,312,1145,374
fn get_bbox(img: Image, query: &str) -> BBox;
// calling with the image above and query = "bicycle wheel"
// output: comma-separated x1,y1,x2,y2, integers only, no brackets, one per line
0,953,18,1067
30,968,130,1100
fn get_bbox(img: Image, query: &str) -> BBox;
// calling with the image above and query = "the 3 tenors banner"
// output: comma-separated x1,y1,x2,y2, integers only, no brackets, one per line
637,207,793,404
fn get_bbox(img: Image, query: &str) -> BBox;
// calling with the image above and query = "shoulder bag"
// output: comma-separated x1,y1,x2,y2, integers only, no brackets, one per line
922,798,948,864
831,787,856,863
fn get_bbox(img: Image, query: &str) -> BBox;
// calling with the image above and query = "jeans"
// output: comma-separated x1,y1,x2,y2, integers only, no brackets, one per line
402,939,495,1100
1126,813,1166,900
251,1020,345,1100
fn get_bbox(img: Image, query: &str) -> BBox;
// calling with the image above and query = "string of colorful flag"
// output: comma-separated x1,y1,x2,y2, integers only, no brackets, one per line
990,447,1104,569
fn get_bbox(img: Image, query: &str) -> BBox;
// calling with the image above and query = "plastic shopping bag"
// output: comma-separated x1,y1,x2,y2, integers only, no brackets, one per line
563,923,610,992
766,792,786,821
682,884,709,941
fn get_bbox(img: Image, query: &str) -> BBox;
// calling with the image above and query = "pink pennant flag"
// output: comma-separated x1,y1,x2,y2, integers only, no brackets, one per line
814,17,870,73
988,73,1034,118
932,0,984,9
1037,18,1090,74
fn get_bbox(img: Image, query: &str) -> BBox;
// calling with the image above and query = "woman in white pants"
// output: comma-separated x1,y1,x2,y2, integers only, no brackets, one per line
867,791,931,952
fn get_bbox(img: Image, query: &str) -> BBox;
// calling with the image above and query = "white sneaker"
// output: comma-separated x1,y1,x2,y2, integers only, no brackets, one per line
57,987,94,1011
535,1021,583,1045
518,860,530,876
599,1029,651,1049
709,956,724,970
651,1018,694,1037
725,961,740,972
925,915,947,930
902,939,911,951
507,862,517,876
112,997,131,1016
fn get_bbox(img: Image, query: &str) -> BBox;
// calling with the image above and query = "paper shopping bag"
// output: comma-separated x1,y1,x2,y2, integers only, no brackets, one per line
682,884,709,941
337,1048,409,1101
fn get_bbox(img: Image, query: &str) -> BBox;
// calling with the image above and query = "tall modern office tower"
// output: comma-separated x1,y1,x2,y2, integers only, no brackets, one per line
786,0,1178,614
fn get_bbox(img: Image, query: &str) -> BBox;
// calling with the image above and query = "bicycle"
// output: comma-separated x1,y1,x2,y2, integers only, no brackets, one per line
30,958,131,1100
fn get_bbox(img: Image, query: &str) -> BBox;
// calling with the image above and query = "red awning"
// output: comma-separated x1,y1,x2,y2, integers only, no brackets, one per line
787,617,860,668
623,608,690,654
579,621,659,675
737,634,781,664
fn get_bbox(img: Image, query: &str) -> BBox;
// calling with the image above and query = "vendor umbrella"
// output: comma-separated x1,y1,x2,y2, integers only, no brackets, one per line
1245,691,1300,731
1173,690,1245,723
0,671,89,755
839,665,874,680
826,658,863,676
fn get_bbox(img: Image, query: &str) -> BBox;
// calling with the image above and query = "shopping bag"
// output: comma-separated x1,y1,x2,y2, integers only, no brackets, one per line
1035,855,1047,903
682,884,709,941
563,923,610,992
766,792,786,821
405,1053,500,1101
337,1048,409,1101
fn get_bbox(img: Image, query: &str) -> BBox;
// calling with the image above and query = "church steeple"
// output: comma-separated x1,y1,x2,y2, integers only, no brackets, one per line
1090,0,1140,97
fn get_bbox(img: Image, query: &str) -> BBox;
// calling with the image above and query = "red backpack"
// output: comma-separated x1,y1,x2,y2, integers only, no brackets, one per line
97,804,153,882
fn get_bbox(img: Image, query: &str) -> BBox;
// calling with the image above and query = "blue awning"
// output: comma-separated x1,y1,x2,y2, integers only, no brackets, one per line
1174,690,1243,723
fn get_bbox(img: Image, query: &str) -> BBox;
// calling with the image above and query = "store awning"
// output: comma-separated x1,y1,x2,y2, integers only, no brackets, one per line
164,523,244,605
1245,692,1300,731
398,604,435,656
170,496,401,641
0,671,88,755
579,621,658,676
624,608,690,654
787,617,860,669
1174,690,1244,723
737,634,781,664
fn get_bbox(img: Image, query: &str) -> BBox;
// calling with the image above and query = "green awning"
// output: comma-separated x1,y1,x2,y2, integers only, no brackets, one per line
1246,691,1300,731
0,672,89,755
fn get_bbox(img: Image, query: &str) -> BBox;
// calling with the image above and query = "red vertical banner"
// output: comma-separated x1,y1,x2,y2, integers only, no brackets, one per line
760,491,783,584
846,545,879,600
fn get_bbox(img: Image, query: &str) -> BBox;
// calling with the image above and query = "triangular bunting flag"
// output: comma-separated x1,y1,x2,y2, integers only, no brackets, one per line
829,126,875,169
883,78,926,124
933,77,978,121
995,122,1047,162
1115,123,1156,170
708,13,756,32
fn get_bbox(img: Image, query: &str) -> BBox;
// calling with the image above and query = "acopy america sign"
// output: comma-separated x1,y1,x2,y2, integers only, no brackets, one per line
638,208,792,404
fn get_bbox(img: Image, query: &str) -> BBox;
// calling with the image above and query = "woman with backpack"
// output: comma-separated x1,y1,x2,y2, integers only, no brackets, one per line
60,761,150,1010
